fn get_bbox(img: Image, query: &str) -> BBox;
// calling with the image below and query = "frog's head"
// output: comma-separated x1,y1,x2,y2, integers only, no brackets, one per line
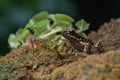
91,41,104,54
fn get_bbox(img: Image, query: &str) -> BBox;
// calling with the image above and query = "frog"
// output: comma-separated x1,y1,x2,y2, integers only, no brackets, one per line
61,29,104,55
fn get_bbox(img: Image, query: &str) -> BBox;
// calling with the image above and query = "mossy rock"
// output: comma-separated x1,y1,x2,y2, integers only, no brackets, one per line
0,18,120,80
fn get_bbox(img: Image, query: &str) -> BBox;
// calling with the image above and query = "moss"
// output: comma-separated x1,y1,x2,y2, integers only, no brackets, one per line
41,50,120,80
0,43,80,79
1,18,120,80
89,18,120,51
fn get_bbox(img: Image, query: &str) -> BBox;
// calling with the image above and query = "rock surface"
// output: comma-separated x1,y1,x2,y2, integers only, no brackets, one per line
0,18,120,80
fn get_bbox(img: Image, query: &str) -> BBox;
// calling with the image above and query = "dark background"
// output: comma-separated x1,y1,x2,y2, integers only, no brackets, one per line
0,0,120,55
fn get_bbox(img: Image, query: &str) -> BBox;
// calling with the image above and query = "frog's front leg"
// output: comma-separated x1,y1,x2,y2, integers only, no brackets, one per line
71,48,87,56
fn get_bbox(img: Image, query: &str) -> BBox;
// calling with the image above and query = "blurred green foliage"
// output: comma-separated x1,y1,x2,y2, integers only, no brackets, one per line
0,0,79,55
8,11,89,48
1,0,120,55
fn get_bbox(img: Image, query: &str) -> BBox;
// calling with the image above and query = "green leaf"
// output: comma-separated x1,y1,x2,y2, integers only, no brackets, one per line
16,28,24,35
35,19,50,28
54,14,74,29
32,11,49,23
8,34,21,48
8,29,30,48
12,29,30,42
55,13,74,23
75,19,89,33
24,20,34,30
38,27,63,39
8,11,90,48
49,14,56,22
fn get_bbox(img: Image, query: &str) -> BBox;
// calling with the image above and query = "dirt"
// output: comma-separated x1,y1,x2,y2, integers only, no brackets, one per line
0,18,120,80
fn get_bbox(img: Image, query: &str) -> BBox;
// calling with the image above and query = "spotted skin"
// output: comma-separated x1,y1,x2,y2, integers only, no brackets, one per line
61,29,103,54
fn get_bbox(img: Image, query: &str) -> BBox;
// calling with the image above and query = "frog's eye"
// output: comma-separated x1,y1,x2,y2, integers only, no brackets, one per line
63,30,70,34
